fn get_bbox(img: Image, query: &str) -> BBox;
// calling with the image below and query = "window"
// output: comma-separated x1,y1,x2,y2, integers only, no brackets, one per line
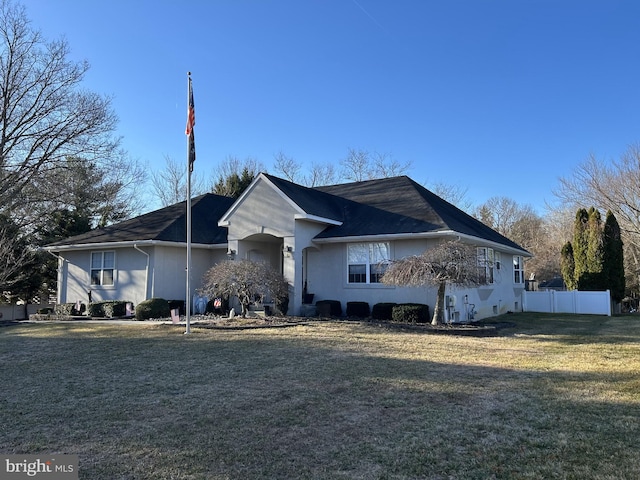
477,247,495,284
513,255,524,284
91,251,115,286
348,242,390,284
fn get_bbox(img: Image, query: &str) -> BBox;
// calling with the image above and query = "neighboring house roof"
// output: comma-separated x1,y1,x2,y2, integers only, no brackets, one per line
45,193,235,249
264,174,529,254
539,277,566,289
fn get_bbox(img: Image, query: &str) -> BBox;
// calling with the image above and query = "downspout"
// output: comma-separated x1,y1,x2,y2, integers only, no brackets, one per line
133,244,150,302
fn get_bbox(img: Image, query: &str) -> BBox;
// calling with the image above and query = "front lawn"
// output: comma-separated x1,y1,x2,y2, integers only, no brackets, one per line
1,313,639,479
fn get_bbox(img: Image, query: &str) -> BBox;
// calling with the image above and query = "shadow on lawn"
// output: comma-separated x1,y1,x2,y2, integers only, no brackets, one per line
1,322,639,479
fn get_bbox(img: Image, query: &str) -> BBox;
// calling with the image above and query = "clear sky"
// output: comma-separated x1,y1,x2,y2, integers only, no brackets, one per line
22,0,640,213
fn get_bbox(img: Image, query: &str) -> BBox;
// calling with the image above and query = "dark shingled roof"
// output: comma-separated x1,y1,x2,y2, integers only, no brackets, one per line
277,174,527,252
262,174,344,221
47,174,528,254
46,193,235,247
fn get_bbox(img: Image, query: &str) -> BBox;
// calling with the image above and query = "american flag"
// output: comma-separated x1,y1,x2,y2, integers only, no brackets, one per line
186,76,195,171
186,77,195,136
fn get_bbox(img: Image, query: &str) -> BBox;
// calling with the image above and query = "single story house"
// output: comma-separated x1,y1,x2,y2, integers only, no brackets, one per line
44,173,531,321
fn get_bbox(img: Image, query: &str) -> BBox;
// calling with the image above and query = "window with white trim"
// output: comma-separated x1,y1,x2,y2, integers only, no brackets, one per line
347,242,390,284
91,251,115,286
477,247,495,284
513,255,524,284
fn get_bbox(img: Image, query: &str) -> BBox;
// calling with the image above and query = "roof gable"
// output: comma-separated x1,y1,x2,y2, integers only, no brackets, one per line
260,174,345,222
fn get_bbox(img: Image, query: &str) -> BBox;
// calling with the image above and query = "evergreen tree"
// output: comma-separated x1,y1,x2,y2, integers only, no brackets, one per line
563,207,624,299
579,207,604,290
560,241,576,290
571,208,589,287
213,167,255,198
603,210,625,302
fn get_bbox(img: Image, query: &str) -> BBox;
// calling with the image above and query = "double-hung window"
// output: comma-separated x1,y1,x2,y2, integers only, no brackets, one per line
91,251,115,286
513,255,524,284
477,247,495,284
347,242,390,284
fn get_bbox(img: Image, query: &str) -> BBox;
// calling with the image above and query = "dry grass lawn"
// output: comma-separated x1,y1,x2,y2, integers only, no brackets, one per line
1,313,640,479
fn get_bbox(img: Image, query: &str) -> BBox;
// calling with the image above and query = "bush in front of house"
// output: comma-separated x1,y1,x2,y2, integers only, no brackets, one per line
201,259,289,318
315,299,342,317
372,302,397,320
54,302,85,316
87,301,132,318
392,303,430,323
135,298,171,321
346,301,370,318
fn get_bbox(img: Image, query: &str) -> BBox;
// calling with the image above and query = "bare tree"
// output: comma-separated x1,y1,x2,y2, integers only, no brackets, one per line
473,197,538,241
371,151,412,178
305,162,337,187
382,240,483,325
429,181,473,212
0,0,121,214
340,148,412,182
273,151,301,183
472,196,564,282
340,148,372,182
200,259,289,317
151,155,206,207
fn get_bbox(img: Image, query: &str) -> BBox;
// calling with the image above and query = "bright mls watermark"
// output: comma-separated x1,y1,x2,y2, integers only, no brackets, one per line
1,455,78,479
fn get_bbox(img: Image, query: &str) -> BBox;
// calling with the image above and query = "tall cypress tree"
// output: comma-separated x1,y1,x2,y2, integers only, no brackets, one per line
603,210,625,302
572,208,589,288
579,207,604,290
564,207,613,292
561,241,576,290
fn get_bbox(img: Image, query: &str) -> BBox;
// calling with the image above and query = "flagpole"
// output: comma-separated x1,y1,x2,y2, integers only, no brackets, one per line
185,72,193,335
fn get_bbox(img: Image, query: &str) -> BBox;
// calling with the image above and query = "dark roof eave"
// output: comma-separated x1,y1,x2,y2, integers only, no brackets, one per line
313,230,532,256
42,240,229,252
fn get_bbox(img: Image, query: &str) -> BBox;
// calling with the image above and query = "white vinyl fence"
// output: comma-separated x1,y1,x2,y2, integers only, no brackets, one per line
523,290,611,316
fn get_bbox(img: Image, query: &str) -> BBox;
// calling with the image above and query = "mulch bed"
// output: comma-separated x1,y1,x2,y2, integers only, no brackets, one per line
365,319,516,336
166,314,515,336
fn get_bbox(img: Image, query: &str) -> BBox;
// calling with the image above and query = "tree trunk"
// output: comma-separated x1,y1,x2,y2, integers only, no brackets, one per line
432,281,446,326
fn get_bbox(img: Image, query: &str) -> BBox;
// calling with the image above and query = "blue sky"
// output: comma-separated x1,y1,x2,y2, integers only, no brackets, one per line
23,0,640,213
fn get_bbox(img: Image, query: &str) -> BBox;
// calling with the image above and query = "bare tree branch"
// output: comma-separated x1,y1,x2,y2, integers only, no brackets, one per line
200,259,289,317
151,155,206,207
382,240,482,325
0,0,121,214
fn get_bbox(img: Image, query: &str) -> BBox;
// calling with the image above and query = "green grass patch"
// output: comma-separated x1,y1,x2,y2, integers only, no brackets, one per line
1,313,640,479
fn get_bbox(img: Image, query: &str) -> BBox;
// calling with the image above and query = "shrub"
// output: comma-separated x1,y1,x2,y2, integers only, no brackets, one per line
87,302,105,317
346,301,370,318
316,300,342,317
54,302,85,316
135,298,171,321
392,303,430,323
372,302,397,320
276,295,289,316
77,301,132,318
37,307,53,315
